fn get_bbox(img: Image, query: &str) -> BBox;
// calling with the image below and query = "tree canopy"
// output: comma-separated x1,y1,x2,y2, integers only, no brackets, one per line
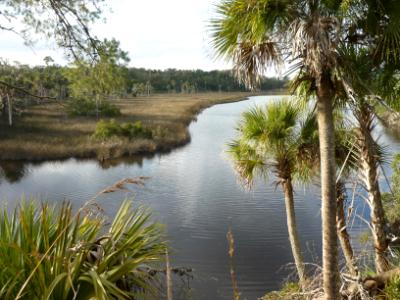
0,0,106,59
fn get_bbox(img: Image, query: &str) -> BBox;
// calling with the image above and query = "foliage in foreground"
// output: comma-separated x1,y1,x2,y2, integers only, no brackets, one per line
384,275,400,299
93,120,153,140
0,199,166,300
383,154,400,224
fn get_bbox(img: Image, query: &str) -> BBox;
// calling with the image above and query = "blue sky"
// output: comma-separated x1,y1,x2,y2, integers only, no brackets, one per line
0,0,278,75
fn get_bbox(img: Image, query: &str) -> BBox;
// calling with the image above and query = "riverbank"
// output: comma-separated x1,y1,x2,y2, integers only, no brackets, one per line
0,92,260,161
377,109,400,136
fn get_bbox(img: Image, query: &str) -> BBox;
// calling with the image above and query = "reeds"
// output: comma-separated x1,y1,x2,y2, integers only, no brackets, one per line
227,228,241,300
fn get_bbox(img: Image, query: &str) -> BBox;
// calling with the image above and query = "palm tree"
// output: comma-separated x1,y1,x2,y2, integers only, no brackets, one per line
298,102,359,277
228,100,318,289
339,47,398,273
354,103,389,273
336,179,357,276
211,1,400,297
212,3,341,296
334,124,360,277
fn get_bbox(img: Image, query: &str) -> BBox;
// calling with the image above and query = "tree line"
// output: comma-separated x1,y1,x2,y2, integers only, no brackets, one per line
0,58,286,123
0,63,287,99
127,68,287,94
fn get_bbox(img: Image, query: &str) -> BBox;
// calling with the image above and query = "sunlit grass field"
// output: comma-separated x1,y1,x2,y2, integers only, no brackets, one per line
0,92,256,161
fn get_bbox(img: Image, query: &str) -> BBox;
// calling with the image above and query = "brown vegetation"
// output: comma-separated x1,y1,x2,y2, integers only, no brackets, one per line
377,110,400,136
0,92,255,161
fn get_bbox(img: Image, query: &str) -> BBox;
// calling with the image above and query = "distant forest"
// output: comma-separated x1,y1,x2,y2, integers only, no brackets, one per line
0,63,288,100
127,68,288,94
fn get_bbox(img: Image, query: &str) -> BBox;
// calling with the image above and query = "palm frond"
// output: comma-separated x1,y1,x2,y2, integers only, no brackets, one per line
0,199,166,299
210,0,293,89
290,13,340,77
228,98,322,187
227,138,267,189
233,41,282,89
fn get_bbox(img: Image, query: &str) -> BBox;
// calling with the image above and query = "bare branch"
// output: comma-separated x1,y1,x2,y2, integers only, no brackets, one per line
0,80,56,101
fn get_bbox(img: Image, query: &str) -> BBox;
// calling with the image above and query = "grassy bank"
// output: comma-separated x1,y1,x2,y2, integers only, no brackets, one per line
376,109,400,136
0,92,258,161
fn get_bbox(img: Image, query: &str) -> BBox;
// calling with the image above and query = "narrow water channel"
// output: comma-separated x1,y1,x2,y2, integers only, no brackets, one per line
1,95,399,299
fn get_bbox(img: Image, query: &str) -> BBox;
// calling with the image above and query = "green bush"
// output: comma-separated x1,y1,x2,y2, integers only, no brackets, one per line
92,119,121,139
67,97,121,117
93,119,153,140
0,199,166,299
384,276,400,299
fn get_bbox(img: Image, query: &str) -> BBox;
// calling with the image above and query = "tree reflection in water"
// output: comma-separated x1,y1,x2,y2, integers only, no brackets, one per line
0,160,27,183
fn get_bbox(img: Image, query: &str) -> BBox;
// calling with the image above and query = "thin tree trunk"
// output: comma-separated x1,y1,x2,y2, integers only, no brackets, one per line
96,95,100,119
316,75,340,299
336,180,357,276
6,93,12,126
282,177,306,289
357,105,389,273
166,249,173,300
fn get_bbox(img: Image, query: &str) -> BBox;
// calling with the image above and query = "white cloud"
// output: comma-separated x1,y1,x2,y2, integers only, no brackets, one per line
0,0,279,75
93,0,227,70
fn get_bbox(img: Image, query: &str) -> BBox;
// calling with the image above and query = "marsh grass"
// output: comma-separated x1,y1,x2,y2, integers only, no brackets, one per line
261,282,304,300
0,92,253,161
0,177,167,299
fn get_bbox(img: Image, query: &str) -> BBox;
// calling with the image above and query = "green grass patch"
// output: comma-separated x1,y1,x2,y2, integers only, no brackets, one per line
93,119,153,140
0,92,253,160
384,275,400,299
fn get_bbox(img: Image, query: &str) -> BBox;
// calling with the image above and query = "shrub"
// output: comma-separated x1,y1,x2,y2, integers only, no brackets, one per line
67,97,121,117
92,119,122,139
384,275,400,299
93,120,153,140
0,199,166,299
100,101,121,117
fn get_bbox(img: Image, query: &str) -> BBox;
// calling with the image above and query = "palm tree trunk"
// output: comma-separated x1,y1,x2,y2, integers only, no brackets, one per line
358,106,388,273
316,75,340,299
336,180,357,276
282,177,306,289
362,155,388,273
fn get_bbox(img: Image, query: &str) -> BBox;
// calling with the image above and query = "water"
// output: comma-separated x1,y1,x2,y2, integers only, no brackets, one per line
1,95,400,299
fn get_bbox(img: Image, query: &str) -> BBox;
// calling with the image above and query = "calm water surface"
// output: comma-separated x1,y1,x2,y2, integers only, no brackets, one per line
1,96,400,299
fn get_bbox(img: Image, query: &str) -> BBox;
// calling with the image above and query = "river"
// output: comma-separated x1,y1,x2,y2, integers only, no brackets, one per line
0,95,399,299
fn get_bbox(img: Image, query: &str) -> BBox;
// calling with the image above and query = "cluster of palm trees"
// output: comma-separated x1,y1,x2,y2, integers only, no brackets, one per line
211,0,400,298
228,99,357,289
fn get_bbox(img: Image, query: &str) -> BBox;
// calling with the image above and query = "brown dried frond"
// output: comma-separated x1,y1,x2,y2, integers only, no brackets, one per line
97,177,150,195
234,41,282,90
290,13,340,79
